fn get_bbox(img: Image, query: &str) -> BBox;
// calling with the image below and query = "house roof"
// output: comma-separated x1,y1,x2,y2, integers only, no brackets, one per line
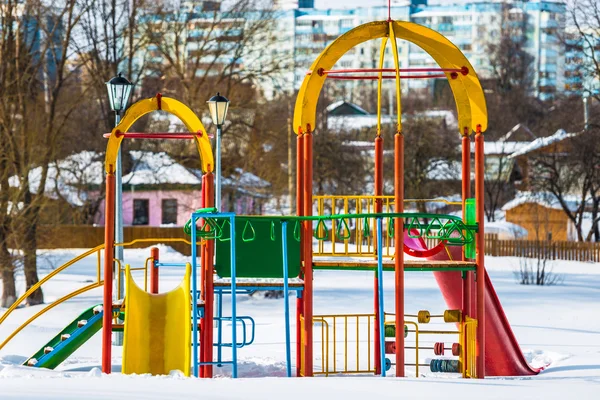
502,191,588,212
327,104,458,131
326,101,370,116
190,167,270,190
468,141,531,155
8,150,270,206
509,129,579,158
124,151,201,186
8,151,104,206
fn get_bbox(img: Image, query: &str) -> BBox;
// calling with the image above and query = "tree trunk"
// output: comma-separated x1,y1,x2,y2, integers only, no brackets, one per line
23,217,43,306
0,230,16,308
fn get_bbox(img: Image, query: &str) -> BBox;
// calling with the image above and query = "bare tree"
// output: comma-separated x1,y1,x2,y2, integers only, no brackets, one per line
484,144,518,222
529,129,600,242
140,0,288,109
488,1,535,94
568,0,600,102
0,0,89,305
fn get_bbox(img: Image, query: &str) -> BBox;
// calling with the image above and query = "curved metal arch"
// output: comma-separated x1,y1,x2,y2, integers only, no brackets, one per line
293,20,488,135
105,96,214,174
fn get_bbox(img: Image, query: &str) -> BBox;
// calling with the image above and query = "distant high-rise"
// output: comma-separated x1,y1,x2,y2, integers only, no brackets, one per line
273,0,567,100
275,0,314,10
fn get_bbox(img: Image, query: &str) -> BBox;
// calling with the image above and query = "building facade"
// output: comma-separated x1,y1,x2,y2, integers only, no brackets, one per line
273,0,566,100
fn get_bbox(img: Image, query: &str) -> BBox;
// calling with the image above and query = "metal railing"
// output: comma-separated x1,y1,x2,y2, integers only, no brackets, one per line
313,313,375,376
313,195,469,258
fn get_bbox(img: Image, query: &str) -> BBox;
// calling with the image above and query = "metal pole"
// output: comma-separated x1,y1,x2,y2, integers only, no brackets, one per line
114,113,124,346
216,125,222,211
281,221,292,377
474,125,486,378
394,131,405,377
102,172,115,374
376,217,386,377
230,214,238,378
374,135,383,375
191,214,199,377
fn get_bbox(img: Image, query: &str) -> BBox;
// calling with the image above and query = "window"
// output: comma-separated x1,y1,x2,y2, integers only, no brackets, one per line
162,199,178,225
133,199,149,226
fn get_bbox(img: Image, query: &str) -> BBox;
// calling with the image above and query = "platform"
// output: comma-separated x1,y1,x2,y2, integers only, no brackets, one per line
312,257,476,272
213,278,305,288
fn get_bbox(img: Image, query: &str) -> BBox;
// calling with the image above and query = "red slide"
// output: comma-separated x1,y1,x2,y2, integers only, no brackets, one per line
404,232,542,376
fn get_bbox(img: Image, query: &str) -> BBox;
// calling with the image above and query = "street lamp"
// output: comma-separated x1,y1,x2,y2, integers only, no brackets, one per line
207,92,229,211
106,72,133,345
106,73,134,115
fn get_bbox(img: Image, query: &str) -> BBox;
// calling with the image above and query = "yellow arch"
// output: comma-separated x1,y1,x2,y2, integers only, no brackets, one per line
105,96,214,174
293,20,488,135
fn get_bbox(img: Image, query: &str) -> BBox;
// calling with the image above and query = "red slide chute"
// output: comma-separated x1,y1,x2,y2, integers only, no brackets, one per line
403,231,543,376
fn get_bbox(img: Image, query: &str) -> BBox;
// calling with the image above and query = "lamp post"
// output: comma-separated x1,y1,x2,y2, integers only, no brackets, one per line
106,73,133,345
207,93,229,211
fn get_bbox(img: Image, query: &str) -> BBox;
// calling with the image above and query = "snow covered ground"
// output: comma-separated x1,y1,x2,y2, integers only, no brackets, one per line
1,246,599,399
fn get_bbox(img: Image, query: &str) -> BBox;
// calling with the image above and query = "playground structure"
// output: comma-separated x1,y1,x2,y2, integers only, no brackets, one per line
0,20,544,379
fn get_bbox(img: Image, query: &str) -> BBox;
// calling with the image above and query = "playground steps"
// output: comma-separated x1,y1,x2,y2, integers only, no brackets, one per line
312,259,476,272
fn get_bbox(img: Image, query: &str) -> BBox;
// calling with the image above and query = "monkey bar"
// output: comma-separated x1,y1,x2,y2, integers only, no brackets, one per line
102,132,213,140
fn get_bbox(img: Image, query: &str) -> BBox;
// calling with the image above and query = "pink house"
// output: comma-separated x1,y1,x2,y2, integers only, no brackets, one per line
95,151,270,226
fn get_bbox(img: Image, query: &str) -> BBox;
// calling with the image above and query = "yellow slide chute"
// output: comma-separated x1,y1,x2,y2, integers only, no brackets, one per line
122,264,191,376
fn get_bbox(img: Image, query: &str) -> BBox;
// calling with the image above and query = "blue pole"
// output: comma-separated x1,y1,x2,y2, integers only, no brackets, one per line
281,221,292,377
376,217,386,377
230,215,238,378
191,214,199,377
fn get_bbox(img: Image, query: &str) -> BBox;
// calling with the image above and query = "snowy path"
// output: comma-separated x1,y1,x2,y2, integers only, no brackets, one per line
1,246,599,399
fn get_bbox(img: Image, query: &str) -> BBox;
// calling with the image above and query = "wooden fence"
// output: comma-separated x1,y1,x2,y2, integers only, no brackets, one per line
34,226,600,262
484,234,600,262
35,225,192,256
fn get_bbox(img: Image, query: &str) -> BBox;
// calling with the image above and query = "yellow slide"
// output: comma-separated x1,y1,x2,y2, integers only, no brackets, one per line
122,264,191,376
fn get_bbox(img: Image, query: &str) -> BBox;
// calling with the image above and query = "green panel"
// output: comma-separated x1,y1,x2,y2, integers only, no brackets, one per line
25,305,103,369
465,198,476,259
215,217,301,279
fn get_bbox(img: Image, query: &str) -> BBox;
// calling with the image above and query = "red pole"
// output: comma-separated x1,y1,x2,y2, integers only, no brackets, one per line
374,135,383,375
204,173,215,378
474,126,486,378
296,133,305,377
150,247,159,294
461,133,471,377
199,175,207,378
303,131,313,377
394,132,405,377
102,171,115,374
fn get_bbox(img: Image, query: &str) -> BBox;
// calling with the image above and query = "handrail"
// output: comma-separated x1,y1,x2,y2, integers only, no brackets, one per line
0,281,104,351
314,194,462,206
0,244,105,326
0,237,200,351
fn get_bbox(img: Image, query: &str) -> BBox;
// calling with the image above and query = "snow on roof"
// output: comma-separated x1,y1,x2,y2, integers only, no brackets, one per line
8,151,105,206
502,191,588,212
486,221,528,239
123,151,201,186
509,129,579,158
8,150,270,206
327,109,457,131
427,160,462,181
221,168,270,189
468,141,530,155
